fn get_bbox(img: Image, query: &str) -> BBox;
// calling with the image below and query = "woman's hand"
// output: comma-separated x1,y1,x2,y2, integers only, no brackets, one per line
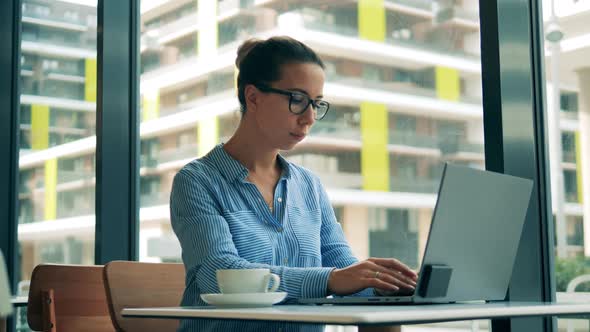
327,258,418,296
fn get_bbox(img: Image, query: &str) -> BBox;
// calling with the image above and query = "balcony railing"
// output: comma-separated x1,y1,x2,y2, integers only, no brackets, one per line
158,92,236,118
389,131,439,149
20,84,85,101
561,109,579,120
390,176,440,193
45,67,85,78
452,6,479,22
57,170,94,184
140,191,171,207
22,7,89,28
19,207,53,224
565,191,579,203
435,6,479,25
21,67,85,79
456,141,484,154
158,144,199,164
310,122,360,140
142,12,199,43
563,150,576,164
140,145,200,168
437,136,484,155
385,34,477,59
140,155,158,168
385,0,432,11
21,32,96,51
314,172,363,190
57,205,94,219
218,0,240,14
295,12,477,58
327,73,482,104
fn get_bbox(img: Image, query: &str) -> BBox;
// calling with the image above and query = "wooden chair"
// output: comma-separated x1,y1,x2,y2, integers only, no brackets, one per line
27,264,114,332
102,261,184,332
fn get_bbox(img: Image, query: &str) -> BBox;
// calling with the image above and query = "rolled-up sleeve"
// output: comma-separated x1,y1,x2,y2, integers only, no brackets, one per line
171,170,334,299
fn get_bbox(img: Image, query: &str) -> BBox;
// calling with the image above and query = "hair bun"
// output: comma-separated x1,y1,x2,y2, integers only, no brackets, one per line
236,38,262,69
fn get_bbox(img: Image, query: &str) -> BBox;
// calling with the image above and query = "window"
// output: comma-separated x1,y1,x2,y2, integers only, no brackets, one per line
16,4,97,331
543,0,590,329
137,1,486,330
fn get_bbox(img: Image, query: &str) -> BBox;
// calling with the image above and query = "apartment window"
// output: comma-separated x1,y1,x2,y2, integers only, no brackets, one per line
566,216,584,247
369,209,419,268
560,91,579,113
561,132,576,163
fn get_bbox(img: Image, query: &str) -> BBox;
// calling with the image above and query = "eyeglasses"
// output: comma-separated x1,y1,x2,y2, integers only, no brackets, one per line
255,85,330,120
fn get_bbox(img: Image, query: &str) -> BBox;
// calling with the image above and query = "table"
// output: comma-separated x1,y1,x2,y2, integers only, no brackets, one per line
9,297,27,307
1,297,27,332
122,301,590,329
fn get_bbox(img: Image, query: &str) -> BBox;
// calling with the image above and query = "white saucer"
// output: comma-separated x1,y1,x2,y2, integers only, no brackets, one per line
200,292,287,308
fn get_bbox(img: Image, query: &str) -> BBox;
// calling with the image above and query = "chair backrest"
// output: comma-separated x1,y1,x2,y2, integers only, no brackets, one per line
0,251,12,318
103,261,185,332
27,264,114,332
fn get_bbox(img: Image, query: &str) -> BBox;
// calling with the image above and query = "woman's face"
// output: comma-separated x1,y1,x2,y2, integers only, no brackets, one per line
248,62,325,151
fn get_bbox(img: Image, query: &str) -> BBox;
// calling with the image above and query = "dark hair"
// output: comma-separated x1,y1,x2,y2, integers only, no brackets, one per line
235,36,325,114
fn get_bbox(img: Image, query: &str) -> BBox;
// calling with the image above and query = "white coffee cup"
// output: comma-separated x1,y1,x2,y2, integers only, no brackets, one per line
216,269,280,294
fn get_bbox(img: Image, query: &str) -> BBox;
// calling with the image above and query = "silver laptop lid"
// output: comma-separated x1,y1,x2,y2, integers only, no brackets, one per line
414,164,533,303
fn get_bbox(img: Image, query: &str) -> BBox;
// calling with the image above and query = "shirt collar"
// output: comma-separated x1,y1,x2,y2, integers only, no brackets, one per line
206,144,292,183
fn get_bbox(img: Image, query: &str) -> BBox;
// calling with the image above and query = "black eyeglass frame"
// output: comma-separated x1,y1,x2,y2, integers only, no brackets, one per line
255,84,330,120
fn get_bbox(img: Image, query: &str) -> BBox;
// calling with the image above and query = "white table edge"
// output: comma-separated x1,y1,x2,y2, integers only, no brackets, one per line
121,302,590,325
10,296,28,307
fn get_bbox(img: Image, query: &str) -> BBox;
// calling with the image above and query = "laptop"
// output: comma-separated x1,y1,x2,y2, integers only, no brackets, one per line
299,163,533,305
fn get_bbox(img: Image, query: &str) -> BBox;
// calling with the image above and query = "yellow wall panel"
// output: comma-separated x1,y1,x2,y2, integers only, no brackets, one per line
360,102,389,191
198,117,218,157
31,104,50,150
358,0,388,191
358,0,385,42
44,158,57,221
198,0,218,57
435,66,461,101
85,58,97,102
142,90,160,122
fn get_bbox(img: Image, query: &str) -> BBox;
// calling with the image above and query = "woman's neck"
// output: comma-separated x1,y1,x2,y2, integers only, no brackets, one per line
222,124,279,174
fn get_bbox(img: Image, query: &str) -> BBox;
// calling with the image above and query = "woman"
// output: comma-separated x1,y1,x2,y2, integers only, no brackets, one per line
170,36,417,332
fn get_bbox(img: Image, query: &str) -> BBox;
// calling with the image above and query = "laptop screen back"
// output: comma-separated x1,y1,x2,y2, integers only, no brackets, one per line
415,164,533,303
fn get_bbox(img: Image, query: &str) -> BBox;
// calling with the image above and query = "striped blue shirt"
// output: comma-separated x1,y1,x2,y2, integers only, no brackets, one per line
170,144,370,332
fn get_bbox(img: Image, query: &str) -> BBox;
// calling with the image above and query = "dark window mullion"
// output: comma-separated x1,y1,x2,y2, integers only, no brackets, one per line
0,0,21,293
0,1,21,331
95,0,139,263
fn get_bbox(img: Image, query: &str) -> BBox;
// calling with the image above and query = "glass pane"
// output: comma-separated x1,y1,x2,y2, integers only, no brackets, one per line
544,0,590,330
139,0,485,330
17,0,97,330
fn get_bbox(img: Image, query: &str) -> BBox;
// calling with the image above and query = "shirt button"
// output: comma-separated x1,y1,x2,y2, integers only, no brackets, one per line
277,227,283,232
277,197,282,203
283,258,288,264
